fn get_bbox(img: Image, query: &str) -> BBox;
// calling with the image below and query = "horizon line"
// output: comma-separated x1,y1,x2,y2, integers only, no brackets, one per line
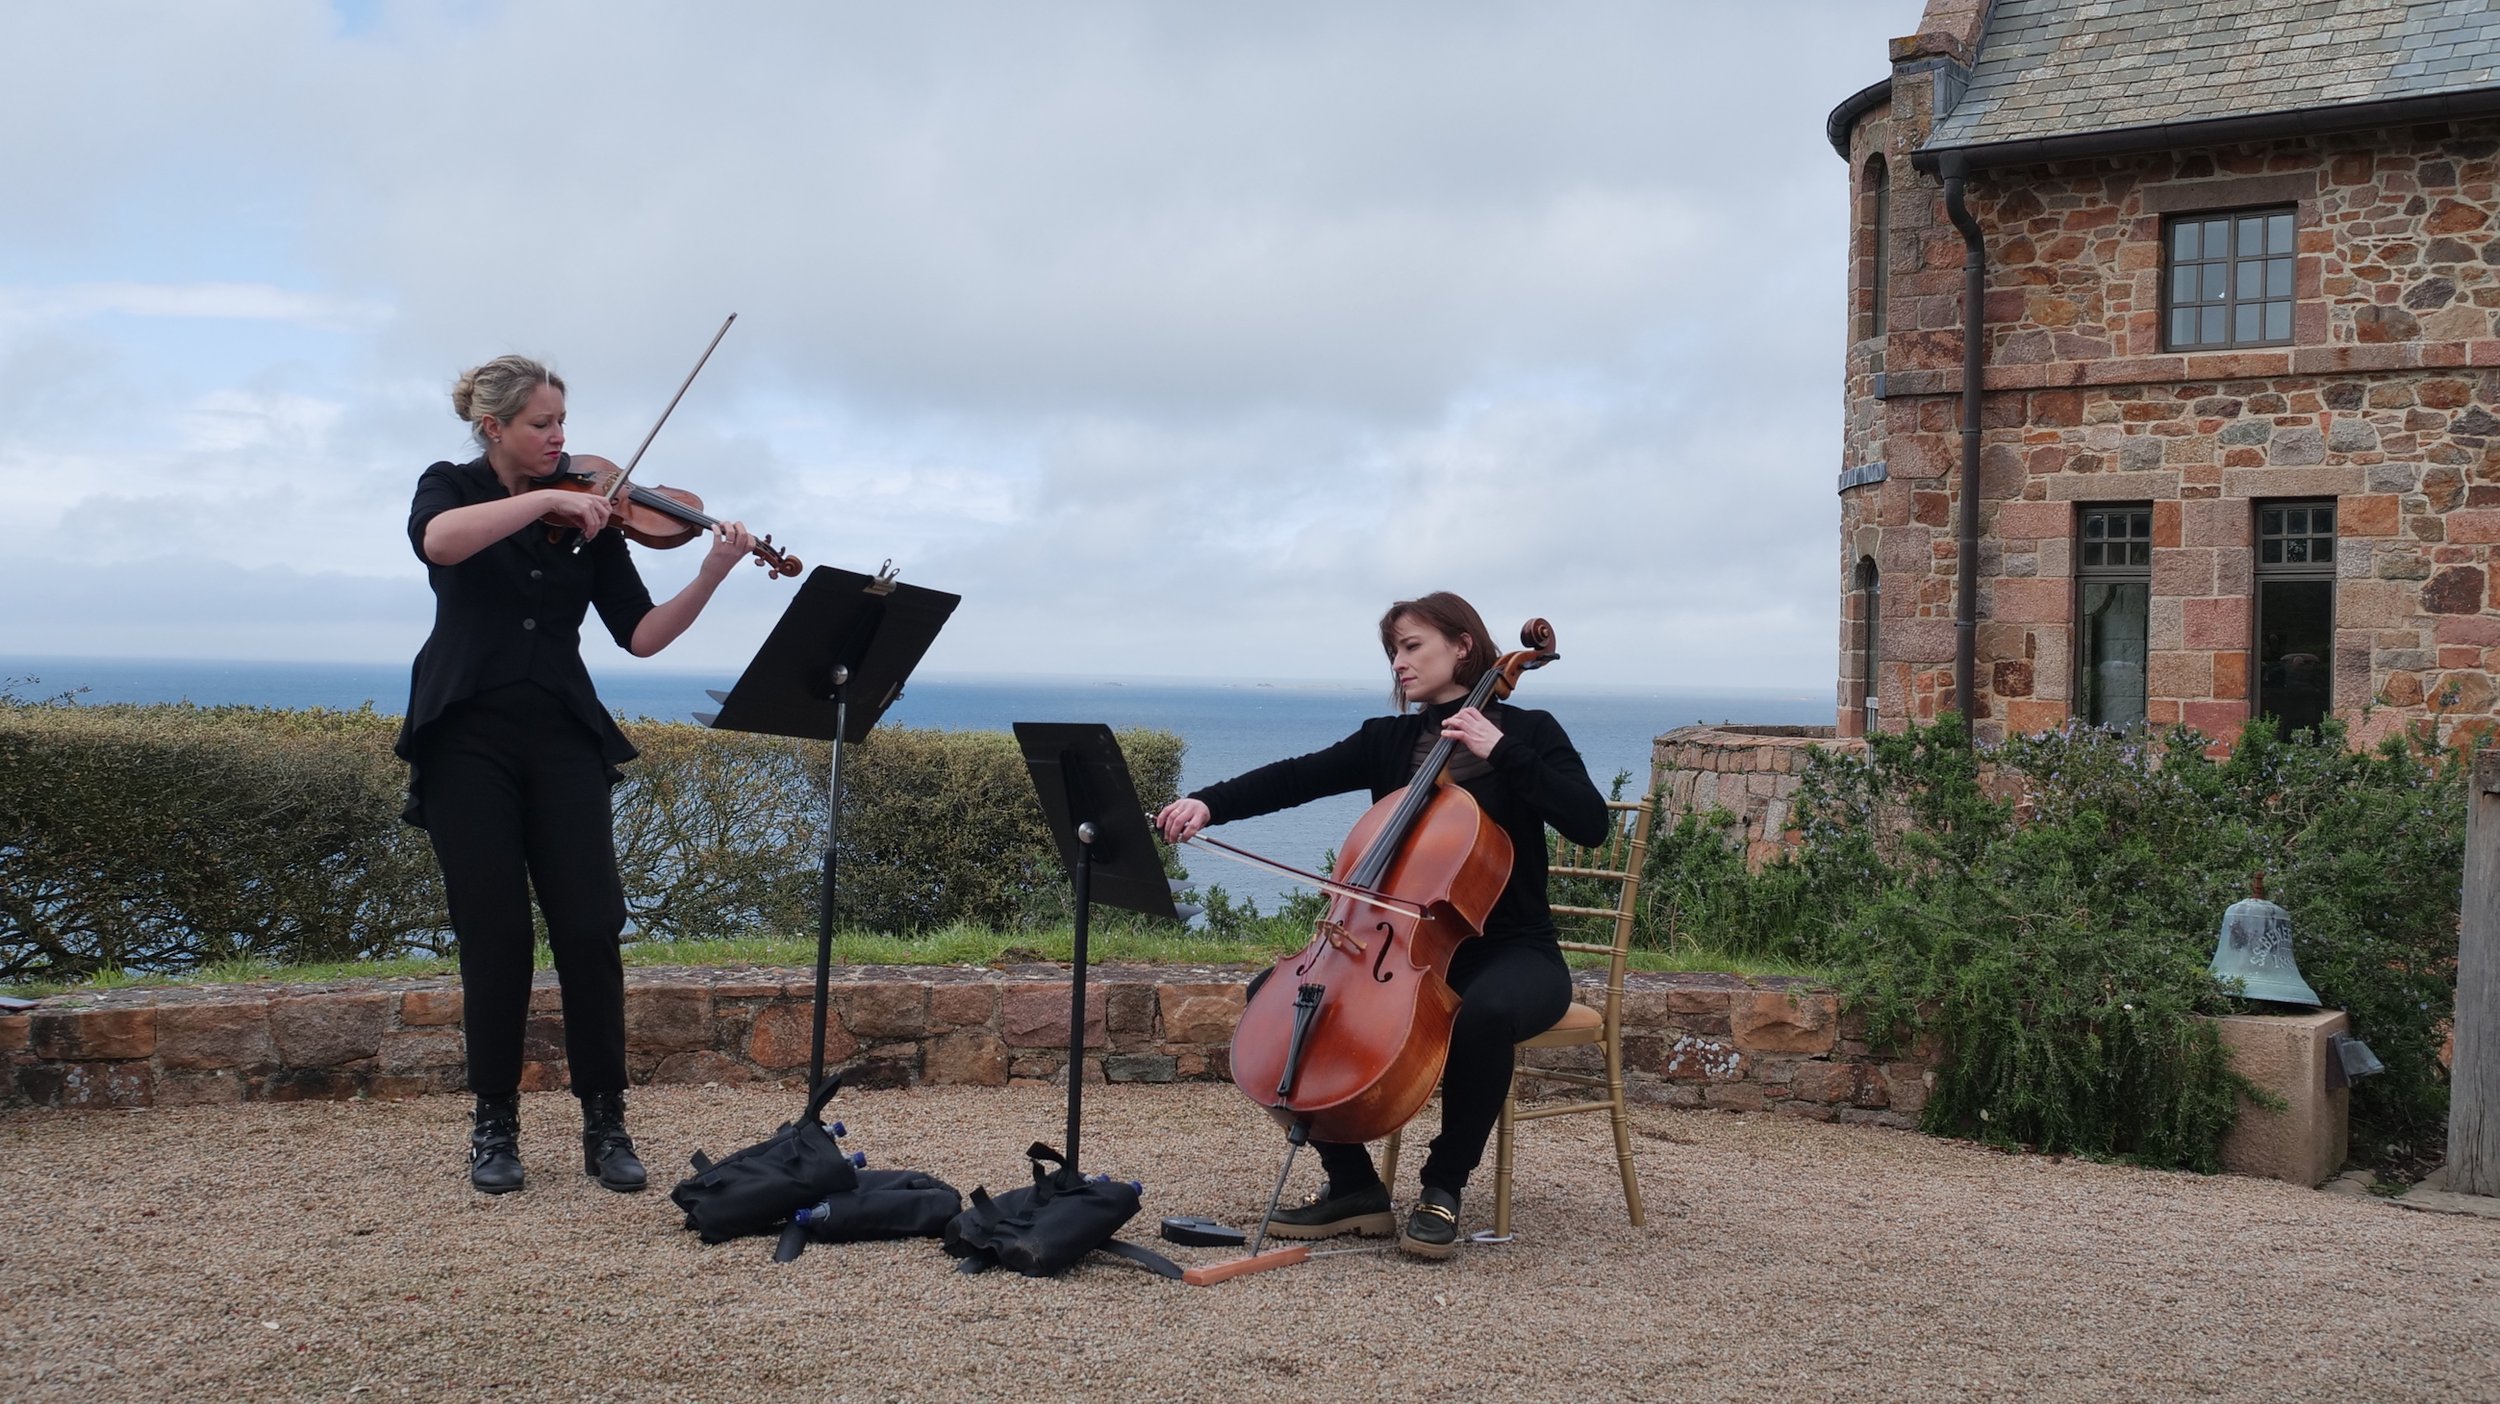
0,650,1830,701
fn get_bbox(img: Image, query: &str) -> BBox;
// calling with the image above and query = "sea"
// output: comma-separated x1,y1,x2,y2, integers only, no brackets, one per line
0,655,1827,917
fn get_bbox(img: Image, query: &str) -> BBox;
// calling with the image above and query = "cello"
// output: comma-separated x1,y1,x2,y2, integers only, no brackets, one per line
1214,619,1560,1147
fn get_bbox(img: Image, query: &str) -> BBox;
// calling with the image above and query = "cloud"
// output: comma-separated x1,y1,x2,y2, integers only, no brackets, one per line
0,283,392,332
0,0,1924,698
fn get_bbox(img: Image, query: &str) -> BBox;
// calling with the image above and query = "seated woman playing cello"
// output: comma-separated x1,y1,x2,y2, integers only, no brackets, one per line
1153,591,1610,1259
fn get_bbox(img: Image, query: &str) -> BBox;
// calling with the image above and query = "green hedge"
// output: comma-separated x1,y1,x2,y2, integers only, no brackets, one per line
0,699,1181,983
0,704,439,983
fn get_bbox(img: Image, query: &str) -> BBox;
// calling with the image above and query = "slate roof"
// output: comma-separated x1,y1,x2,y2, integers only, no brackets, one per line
1926,0,2500,155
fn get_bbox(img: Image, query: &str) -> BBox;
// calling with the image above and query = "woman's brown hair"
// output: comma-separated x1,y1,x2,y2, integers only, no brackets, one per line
1379,591,1498,711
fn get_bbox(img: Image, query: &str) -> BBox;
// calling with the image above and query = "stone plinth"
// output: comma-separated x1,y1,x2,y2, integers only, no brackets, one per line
2210,1008,2351,1188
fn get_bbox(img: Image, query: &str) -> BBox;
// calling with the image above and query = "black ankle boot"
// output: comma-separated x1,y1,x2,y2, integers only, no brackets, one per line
469,1092,524,1195
580,1090,647,1192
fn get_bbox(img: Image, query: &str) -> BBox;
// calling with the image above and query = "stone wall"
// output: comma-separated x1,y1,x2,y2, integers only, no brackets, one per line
0,965,1935,1128
1649,725,1850,869
1838,46,2500,749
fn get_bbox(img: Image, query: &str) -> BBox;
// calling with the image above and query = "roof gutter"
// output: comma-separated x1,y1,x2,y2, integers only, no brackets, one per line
1915,84,2500,173
1827,77,1894,160
1941,155,1984,739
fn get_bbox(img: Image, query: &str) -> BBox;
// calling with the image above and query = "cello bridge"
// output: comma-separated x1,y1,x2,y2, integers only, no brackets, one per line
1317,919,1367,957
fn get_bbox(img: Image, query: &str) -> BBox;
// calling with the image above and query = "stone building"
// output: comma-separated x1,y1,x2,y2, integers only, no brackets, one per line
1657,0,2500,851
1838,0,2500,747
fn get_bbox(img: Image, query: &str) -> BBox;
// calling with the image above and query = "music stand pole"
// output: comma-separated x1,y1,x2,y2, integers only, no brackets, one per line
1011,723,1183,1177
809,668,850,1093
1066,822,1094,1170
697,562,959,1116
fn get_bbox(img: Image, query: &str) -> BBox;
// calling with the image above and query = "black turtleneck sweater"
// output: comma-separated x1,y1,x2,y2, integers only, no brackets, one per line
1188,697,1610,944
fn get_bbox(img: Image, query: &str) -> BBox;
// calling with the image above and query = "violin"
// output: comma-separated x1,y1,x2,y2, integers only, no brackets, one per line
1216,618,1560,1146
535,312,803,580
539,454,802,578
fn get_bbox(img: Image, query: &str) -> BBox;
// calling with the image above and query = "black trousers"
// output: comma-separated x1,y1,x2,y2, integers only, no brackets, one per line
416,682,630,1099
1255,936,1571,1196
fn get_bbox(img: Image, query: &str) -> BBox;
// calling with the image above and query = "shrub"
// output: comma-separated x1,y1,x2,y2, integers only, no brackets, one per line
0,702,441,983
0,698,1183,981
1643,715,2464,1172
626,723,1184,939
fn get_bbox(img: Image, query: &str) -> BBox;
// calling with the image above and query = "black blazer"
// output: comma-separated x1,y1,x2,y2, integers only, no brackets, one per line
395,456,655,826
1189,696,1610,944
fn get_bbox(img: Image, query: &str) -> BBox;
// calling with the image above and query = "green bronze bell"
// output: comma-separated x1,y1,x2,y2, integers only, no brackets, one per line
2209,874,2321,1008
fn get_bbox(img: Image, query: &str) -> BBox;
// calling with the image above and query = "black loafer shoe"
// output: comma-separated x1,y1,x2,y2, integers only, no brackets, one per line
469,1093,524,1195
1398,1185,1462,1259
579,1091,648,1193
1266,1179,1395,1239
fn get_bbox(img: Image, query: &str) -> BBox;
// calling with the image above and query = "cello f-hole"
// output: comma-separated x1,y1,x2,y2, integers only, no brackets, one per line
1371,921,1396,983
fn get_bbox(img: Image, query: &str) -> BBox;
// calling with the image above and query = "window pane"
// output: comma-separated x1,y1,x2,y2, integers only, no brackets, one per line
2130,511,2150,537
2257,578,2333,733
2206,219,2230,253
2172,265,2197,302
2202,306,2227,341
2266,301,2291,341
2082,581,2150,727
2262,539,2283,563
2285,538,2308,563
2315,505,2335,532
2313,536,2334,563
2172,308,2196,345
2084,515,2105,540
2202,264,2228,301
2173,222,2200,260
2269,211,2294,254
2266,259,2292,297
2236,303,2263,342
2127,540,2150,566
2238,216,2266,257
2237,261,2265,299
2261,507,2282,534
2284,507,2307,534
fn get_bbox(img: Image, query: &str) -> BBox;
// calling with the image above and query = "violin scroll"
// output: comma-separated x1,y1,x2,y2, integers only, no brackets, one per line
750,538,802,578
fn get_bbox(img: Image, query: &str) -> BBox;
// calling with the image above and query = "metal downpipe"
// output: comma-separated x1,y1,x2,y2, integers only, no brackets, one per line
1942,160,1984,737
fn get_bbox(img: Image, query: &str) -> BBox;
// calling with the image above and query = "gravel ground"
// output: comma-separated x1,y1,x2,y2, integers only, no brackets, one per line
4,1083,2495,1403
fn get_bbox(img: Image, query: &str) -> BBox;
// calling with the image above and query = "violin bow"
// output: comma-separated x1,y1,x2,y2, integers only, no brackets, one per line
601,312,738,506
1173,833,1428,921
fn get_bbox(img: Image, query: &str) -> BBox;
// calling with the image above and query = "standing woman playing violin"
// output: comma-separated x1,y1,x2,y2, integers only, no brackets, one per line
1155,591,1609,1258
396,354,757,1195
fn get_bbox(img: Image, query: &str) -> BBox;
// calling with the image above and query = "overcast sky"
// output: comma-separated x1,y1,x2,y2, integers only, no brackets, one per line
0,0,1920,691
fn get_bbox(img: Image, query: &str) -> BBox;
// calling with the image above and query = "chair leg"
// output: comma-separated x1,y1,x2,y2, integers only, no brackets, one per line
1493,1092,1517,1238
1379,1126,1401,1190
1603,1028,1644,1228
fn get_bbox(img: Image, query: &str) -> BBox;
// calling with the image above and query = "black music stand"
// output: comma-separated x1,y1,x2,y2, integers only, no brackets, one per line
1011,723,1183,1172
701,563,959,1092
